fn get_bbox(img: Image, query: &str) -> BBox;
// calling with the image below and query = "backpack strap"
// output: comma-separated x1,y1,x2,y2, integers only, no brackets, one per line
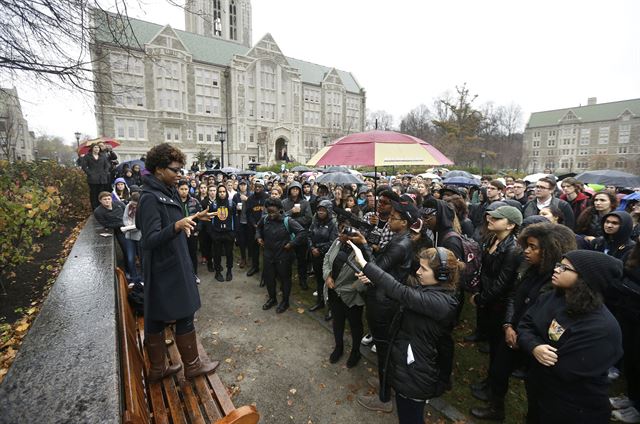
284,216,295,240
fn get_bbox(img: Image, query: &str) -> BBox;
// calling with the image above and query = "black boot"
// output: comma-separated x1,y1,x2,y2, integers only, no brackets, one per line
262,298,277,310
470,396,505,421
471,385,492,402
470,378,488,391
207,259,214,272
225,269,232,281
346,348,361,368
308,301,325,312
215,270,224,282
329,346,343,363
276,301,289,314
246,266,259,277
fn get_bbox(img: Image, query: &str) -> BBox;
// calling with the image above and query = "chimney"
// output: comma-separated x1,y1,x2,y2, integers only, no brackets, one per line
587,97,597,106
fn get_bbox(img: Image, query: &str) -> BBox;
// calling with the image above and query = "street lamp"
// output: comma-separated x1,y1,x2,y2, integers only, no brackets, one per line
74,131,81,156
480,151,486,177
216,127,226,169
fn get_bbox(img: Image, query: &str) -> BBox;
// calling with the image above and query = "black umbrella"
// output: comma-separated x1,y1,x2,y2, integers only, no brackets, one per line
116,159,145,173
236,170,256,177
202,169,229,176
324,166,351,174
575,170,640,187
291,165,312,172
444,170,474,179
362,171,383,179
316,172,362,185
443,176,481,187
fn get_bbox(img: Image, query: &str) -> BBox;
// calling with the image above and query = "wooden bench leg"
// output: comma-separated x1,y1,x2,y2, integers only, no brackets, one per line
214,405,260,424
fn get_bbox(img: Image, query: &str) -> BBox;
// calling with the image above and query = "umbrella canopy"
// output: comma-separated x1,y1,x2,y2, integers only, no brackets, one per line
291,165,312,172
221,166,241,174
419,172,441,180
315,172,362,186
202,169,229,176
235,170,256,177
524,173,551,183
444,170,474,179
323,166,351,173
575,170,640,187
362,171,383,179
115,159,145,173
78,137,120,156
306,130,453,167
618,192,640,211
443,176,481,187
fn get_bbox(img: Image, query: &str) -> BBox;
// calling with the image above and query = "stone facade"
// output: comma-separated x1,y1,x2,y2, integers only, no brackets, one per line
90,3,365,166
522,98,640,174
0,87,35,162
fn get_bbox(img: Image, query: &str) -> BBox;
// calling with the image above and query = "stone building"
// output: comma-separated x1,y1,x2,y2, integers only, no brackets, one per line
0,87,35,162
522,97,640,174
90,1,366,166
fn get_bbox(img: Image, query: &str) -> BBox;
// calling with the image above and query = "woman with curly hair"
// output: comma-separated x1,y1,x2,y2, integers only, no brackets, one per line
471,222,576,420
136,143,218,381
518,250,623,423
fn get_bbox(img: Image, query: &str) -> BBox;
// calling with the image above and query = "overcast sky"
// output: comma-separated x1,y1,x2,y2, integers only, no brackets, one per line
13,0,640,144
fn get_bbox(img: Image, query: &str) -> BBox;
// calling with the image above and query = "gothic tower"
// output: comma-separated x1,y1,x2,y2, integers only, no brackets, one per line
185,0,252,48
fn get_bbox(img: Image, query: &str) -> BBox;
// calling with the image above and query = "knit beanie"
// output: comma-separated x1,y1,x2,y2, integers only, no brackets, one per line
564,250,623,294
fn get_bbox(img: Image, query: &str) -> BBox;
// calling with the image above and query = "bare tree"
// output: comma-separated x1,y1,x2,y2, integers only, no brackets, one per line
0,0,145,90
365,109,395,131
400,104,433,141
0,107,17,162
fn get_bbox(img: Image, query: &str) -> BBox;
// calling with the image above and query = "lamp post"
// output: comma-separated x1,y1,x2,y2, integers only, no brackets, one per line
480,151,486,177
74,131,81,157
216,127,226,169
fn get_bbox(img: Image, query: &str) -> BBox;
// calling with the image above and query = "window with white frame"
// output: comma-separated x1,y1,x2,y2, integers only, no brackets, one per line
547,138,556,147
533,131,541,139
532,150,539,157
580,128,591,145
346,96,360,130
303,87,321,126
196,124,215,144
598,126,609,144
560,159,569,169
325,90,342,129
579,148,588,156
532,139,540,148
597,148,608,155
619,124,630,144
110,53,145,108
618,146,628,154
195,67,221,115
164,125,182,142
576,161,589,169
615,159,626,168
260,63,276,120
229,0,237,41
115,117,146,140
154,59,187,112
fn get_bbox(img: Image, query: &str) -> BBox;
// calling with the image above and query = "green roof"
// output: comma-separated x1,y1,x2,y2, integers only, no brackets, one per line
527,98,640,128
94,11,362,93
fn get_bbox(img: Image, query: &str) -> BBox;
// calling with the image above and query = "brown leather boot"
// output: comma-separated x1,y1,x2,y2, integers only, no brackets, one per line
146,332,182,382
175,330,219,379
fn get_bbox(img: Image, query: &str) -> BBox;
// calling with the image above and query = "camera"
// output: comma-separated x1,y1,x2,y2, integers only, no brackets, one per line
342,226,357,236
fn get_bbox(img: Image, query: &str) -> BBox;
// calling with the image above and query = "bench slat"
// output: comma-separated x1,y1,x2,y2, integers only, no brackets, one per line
194,376,224,421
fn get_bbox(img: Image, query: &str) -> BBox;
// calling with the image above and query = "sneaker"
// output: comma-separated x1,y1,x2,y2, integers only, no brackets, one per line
195,276,201,284
371,344,377,353
356,394,393,413
361,334,373,346
609,367,621,381
611,396,634,410
612,406,640,423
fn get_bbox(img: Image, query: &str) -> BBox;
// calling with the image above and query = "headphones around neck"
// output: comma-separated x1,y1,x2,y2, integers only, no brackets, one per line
435,247,450,282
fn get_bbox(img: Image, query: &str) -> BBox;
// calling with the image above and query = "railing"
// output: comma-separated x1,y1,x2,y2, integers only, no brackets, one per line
0,216,120,423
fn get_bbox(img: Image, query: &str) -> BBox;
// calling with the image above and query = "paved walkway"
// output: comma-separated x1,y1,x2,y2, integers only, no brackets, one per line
196,268,402,424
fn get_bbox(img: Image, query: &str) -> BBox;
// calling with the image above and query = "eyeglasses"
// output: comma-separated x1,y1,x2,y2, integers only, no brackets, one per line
167,166,182,174
535,185,550,190
554,262,578,274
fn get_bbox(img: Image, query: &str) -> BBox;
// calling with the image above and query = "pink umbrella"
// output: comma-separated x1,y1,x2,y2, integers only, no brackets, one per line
307,130,453,167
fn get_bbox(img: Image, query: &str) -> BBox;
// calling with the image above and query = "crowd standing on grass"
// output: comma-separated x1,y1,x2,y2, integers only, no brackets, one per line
90,143,640,424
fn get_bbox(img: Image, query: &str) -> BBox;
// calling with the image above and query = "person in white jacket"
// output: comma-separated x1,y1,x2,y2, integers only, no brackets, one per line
121,192,142,285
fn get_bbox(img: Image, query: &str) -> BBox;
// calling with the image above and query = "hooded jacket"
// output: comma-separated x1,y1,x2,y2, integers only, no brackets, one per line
111,177,130,203
433,199,464,261
561,191,590,221
282,181,313,228
591,211,636,260
309,200,338,255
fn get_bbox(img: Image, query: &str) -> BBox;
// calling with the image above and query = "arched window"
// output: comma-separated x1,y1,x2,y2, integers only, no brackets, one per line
213,0,222,36
229,0,237,40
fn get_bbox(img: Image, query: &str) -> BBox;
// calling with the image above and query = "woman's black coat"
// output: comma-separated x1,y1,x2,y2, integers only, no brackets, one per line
136,174,201,321
81,153,110,184
363,262,458,400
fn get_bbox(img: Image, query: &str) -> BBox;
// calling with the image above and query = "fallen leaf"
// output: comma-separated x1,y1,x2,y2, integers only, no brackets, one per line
296,308,305,314
236,374,244,381
289,388,297,395
224,358,233,363
287,399,294,406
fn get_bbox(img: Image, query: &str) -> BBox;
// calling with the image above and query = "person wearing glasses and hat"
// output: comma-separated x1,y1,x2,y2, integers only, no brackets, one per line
245,179,269,277
517,250,623,424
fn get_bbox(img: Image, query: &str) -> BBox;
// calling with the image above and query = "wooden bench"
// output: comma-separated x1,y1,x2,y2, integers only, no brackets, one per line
116,268,259,424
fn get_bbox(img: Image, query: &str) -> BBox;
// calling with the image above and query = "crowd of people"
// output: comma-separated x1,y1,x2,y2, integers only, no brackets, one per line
90,142,640,424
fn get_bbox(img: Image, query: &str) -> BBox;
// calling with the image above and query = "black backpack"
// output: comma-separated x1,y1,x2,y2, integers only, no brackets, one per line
443,231,482,293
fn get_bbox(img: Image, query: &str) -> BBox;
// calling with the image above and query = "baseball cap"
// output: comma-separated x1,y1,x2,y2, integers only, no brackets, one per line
254,179,264,186
390,200,419,224
487,206,523,226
